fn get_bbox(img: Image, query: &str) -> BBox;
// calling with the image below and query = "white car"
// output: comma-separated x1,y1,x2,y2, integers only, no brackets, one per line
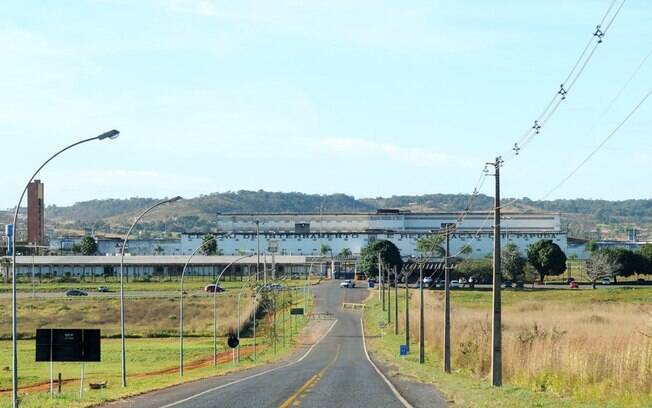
340,280,355,288
449,280,460,289
422,276,433,286
600,277,612,285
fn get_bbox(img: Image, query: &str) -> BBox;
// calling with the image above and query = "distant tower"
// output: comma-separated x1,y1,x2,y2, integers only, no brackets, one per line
27,180,45,245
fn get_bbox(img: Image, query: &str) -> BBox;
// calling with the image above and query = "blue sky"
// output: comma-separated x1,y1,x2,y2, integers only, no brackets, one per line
2,0,652,208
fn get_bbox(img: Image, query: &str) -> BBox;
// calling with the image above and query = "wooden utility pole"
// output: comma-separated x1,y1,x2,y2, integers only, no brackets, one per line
489,156,503,386
387,267,391,323
405,270,410,351
419,263,425,364
443,223,454,374
394,267,398,335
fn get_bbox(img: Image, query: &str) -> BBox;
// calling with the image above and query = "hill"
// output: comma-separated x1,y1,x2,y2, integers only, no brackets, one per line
16,190,652,240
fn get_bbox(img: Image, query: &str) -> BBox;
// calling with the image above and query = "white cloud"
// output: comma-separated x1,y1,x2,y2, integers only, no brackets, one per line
301,137,477,169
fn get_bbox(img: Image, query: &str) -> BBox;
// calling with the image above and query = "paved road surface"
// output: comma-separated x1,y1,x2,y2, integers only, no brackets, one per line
106,281,446,408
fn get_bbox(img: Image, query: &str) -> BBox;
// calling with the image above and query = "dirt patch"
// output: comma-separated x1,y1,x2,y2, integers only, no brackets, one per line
0,346,257,395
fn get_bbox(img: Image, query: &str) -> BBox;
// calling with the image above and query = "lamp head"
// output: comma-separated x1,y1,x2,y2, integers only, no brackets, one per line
98,129,120,140
170,196,183,203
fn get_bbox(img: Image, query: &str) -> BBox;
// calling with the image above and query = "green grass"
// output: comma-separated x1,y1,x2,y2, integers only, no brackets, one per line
0,290,315,408
362,291,652,408
0,278,321,293
441,286,652,309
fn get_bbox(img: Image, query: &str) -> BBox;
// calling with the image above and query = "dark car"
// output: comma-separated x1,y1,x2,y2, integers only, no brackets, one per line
566,277,576,284
204,284,225,293
66,289,88,297
97,286,109,292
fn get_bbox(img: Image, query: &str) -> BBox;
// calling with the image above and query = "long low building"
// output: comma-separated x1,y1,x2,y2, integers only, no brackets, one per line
48,210,566,259
10,255,312,279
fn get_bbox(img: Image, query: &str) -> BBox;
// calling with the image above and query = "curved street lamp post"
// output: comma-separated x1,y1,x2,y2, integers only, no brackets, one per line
9,130,119,408
119,195,182,387
178,242,253,375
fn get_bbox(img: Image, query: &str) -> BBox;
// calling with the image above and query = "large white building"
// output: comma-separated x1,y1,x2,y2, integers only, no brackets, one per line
47,210,565,259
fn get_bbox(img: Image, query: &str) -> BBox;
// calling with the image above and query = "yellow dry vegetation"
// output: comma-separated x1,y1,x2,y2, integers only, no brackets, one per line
405,290,652,403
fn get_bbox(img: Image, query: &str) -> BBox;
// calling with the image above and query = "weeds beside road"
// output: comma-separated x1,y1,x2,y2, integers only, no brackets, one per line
363,286,652,407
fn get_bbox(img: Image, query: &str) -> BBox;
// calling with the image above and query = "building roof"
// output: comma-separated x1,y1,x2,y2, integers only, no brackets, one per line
10,255,308,266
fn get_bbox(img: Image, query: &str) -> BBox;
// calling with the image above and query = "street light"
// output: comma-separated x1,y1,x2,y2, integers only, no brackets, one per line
9,130,119,408
119,195,182,387
178,238,253,375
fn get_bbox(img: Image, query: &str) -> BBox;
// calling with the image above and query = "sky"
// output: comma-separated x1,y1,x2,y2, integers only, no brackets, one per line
2,0,652,209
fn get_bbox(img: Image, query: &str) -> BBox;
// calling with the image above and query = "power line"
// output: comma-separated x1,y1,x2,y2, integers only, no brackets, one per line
541,86,652,200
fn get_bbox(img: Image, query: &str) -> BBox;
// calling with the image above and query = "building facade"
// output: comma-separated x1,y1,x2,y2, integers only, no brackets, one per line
27,180,45,245
50,211,565,260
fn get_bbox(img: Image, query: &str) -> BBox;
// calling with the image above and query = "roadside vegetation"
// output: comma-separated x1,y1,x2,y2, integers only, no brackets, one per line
363,287,652,407
0,286,316,407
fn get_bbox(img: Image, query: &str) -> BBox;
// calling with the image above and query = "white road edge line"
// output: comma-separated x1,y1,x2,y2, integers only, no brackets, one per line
360,317,414,408
159,318,338,408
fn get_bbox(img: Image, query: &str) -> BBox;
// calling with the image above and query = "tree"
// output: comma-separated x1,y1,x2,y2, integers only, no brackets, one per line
201,234,219,255
79,236,98,255
459,244,473,258
0,257,11,283
526,239,567,283
416,234,445,258
586,249,621,289
455,258,492,283
71,244,82,254
502,243,526,282
320,243,332,257
601,248,650,282
154,245,164,255
338,248,352,258
359,240,403,279
585,240,599,253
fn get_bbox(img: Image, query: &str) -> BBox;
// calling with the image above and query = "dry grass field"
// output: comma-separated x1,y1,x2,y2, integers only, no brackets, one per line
397,288,652,405
0,294,257,339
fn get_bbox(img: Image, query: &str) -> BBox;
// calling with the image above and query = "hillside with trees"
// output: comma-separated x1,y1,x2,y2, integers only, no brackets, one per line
1,190,648,239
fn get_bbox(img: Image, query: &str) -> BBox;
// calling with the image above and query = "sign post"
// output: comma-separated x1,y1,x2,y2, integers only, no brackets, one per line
36,329,101,400
378,322,386,339
400,344,408,359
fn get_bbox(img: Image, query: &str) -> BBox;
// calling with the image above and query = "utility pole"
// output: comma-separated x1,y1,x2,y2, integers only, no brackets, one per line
379,253,385,311
442,222,454,374
255,220,262,284
488,156,503,386
419,263,425,364
405,270,410,352
394,267,398,335
387,267,391,323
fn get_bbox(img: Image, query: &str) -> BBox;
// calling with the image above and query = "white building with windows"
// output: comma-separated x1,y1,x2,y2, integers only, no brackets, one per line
199,210,565,259
48,210,566,259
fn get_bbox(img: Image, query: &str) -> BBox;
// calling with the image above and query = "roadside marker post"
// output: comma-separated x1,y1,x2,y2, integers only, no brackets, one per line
400,344,408,360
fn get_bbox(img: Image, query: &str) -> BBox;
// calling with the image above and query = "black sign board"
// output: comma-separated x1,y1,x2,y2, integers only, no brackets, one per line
290,308,304,316
227,334,240,349
36,329,101,362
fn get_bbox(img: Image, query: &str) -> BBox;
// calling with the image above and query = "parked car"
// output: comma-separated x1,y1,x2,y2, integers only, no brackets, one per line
514,281,525,288
569,281,579,289
97,286,109,293
502,280,513,288
449,280,460,289
422,276,433,286
66,289,88,297
600,277,612,285
204,284,225,293
566,277,576,284
340,279,355,288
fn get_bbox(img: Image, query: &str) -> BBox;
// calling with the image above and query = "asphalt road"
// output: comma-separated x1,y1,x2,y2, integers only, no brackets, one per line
106,281,446,408
0,290,224,299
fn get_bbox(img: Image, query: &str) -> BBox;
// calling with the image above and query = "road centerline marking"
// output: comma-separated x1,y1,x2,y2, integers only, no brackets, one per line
159,319,338,408
278,344,341,408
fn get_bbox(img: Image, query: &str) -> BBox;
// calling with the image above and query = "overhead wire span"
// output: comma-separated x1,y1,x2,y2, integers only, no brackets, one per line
541,86,652,200
502,0,625,163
